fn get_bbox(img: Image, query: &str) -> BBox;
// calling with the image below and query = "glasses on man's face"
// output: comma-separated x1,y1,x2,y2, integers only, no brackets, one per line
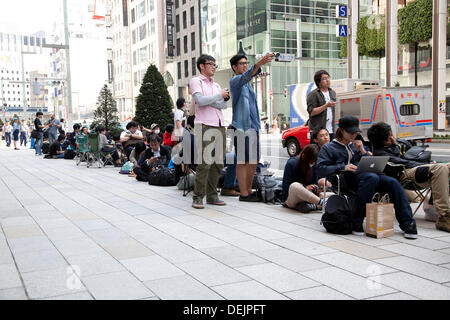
238,61,249,66
204,62,218,68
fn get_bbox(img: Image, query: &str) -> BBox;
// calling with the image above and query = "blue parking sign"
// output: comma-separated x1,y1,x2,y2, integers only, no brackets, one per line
336,5,348,18
336,25,348,37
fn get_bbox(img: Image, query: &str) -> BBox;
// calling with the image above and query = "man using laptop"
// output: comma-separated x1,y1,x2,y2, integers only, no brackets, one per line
316,116,418,239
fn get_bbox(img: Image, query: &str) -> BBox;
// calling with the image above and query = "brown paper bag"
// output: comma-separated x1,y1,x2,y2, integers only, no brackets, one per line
366,193,394,238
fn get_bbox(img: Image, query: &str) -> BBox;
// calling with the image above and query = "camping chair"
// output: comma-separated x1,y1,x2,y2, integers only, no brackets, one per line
75,135,89,166
86,132,105,168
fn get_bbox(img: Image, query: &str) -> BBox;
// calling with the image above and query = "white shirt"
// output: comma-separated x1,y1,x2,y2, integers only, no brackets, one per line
323,91,333,133
3,125,12,133
153,147,161,158
174,109,185,136
120,129,143,140
20,124,29,132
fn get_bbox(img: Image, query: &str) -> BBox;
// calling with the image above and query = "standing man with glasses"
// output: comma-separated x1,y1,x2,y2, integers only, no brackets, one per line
34,112,45,155
229,53,274,202
190,54,230,209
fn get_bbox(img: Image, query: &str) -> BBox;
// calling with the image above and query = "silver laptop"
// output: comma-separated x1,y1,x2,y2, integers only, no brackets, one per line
355,156,389,174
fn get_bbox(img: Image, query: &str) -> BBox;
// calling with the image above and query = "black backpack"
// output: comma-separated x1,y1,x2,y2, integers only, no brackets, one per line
42,142,50,154
256,175,283,204
64,149,76,160
148,167,177,186
321,194,357,235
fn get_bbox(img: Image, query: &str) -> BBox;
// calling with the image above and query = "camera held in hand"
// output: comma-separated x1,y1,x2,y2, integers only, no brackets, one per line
224,88,230,102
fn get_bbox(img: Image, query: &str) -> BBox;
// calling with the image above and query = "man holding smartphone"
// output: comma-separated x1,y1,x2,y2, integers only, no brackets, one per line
307,70,337,140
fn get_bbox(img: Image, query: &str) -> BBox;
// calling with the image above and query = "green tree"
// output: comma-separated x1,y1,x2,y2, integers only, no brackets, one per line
134,64,174,130
398,0,432,44
339,36,347,58
90,85,121,136
356,15,385,58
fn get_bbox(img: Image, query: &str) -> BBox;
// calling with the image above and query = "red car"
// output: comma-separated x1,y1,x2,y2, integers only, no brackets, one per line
281,125,311,157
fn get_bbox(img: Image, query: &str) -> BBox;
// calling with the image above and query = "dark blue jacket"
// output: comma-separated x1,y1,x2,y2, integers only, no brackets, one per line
282,156,318,202
316,140,365,179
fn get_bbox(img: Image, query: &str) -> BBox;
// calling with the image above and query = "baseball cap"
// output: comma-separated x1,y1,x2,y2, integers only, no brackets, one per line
150,123,159,130
338,116,361,134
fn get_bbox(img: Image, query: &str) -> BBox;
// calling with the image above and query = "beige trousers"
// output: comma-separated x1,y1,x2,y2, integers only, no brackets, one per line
285,182,320,208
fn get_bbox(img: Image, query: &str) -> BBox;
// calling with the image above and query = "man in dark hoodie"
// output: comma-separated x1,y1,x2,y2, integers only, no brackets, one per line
316,116,418,239
307,70,337,140
368,122,450,233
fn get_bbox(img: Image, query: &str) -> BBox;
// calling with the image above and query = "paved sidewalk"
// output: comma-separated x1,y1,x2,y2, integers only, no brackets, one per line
1,145,450,300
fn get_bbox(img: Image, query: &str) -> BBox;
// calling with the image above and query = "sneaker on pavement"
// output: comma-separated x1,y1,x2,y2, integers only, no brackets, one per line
352,223,365,236
295,201,318,213
220,188,240,197
206,199,226,206
239,193,260,202
436,215,450,233
192,199,204,209
402,221,418,239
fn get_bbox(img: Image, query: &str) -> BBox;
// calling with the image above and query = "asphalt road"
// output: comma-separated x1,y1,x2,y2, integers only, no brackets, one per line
260,134,450,172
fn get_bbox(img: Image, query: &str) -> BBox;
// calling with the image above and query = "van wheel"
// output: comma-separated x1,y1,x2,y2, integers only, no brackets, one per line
286,139,300,157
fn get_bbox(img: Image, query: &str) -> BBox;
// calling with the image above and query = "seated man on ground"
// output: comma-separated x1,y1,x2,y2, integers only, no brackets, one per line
47,134,66,159
368,122,450,233
282,144,325,213
96,125,122,167
129,142,147,167
68,124,81,148
316,116,418,239
163,124,177,148
312,127,330,148
81,126,90,135
134,134,172,182
120,121,144,159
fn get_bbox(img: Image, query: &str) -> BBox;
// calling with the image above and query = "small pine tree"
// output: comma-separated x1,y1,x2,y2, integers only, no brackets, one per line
134,64,174,130
90,85,121,136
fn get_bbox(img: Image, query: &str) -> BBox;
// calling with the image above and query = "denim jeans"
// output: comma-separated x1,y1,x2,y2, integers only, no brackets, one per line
5,132,11,146
48,132,57,146
35,132,43,155
224,152,238,189
354,172,415,229
20,132,27,146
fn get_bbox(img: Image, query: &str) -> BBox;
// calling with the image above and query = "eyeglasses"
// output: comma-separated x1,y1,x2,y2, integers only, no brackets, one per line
238,62,249,66
204,62,218,68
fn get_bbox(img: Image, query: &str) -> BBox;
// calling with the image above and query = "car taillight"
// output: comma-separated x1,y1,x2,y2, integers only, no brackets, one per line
426,138,432,143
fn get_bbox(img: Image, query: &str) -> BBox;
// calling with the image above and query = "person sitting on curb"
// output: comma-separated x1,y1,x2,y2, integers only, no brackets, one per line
282,144,326,213
120,121,144,160
312,127,331,148
46,134,66,159
316,116,418,239
367,122,450,233
134,134,171,182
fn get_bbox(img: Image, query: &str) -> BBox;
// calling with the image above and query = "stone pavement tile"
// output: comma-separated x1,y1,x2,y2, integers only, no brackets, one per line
73,219,113,232
284,286,354,300
23,203,56,212
271,237,337,256
53,237,104,257
38,291,94,300
372,272,450,300
42,226,86,241
152,206,190,217
441,263,450,269
119,206,157,216
102,239,154,260
0,240,14,265
389,234,450,250
28,210,62,220
145,275,224,300
322,240,398,260
21,267,85,299
338,234,399,247
0,264,23,290
189,223,250,242
437,236,450,243
120,255,185,282
60,210,99,221
8,236,55,254
3,225,44,239
35,217,75,229
188,208,229,219
1,216,35,228
236,263,320,293
255,248,329,273
445,282,450,288
374,256,450,283
137,214,177,226
438,248,450,255
222,236,280,253
0,208,30,218
300,267,397,299
207,216,255,228
14,249,68,273
212,280,288,300
85,227,130,244
379,243,450,264
367,292,419,300
313,252,397,277
201,245,267,268
149,241,211,264
234,225,290,240
0,287,28,300
177,259,249,287
82,271,155,300
66,251,125,278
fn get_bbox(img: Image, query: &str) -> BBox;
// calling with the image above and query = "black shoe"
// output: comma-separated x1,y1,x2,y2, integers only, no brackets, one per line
352,223,365,236
401,221,418,239
239,193,260,202
295,201,318,213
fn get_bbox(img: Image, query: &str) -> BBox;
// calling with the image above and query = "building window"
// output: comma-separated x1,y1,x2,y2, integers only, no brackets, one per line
184,60,188,78
132,30,136,44
133,51,137,66
190,6,195,25
191,32,195,51
139,23,147,40
192,57,196,76
131,8,135,23
183,11,187,29
176,38,180,56
150,19,155,35
138,1,146,19
149,0,154,11
177,62,181,79
183,35,188,54
175,0,179,9
176,15,180,33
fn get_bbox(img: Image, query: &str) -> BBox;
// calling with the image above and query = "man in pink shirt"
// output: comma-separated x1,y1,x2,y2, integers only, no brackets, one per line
189,54,230,209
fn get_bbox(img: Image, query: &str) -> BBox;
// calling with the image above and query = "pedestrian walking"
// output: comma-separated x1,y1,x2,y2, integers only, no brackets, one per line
12,118,20,150
47,114,61,145
190,54,229,209
19,119,29,147
307,70,337,140
229,52,274,202
3,121,12,147
34,112,45,155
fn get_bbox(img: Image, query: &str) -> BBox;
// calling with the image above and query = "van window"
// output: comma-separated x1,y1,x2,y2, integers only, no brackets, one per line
400,104,420,116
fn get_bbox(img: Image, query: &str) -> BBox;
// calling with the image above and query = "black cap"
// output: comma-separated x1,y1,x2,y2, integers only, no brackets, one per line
338,116,361,134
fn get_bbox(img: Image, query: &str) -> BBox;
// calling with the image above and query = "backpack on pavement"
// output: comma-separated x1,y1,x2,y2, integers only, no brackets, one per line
148,166,177,186
256,175,283,204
